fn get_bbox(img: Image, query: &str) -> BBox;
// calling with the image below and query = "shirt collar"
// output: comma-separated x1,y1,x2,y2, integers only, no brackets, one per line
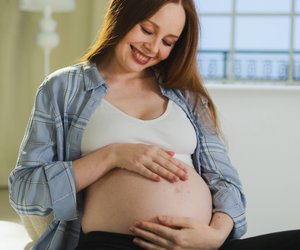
82,61,107,91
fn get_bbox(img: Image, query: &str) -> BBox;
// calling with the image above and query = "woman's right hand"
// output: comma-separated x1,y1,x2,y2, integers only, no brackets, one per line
111,143,189,183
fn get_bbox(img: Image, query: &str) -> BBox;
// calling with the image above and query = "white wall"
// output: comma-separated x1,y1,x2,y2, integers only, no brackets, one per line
208,85,300,238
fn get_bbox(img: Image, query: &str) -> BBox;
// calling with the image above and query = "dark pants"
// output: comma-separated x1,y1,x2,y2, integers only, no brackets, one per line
220,230,300,250
75,229,300,250
75,230,144,250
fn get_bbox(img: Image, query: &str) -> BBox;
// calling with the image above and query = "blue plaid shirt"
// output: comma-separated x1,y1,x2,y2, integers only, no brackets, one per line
9,62,247,249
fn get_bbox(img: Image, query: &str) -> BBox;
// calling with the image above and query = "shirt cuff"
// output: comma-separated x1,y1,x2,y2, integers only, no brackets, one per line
45,161,78,221
212,189,247,238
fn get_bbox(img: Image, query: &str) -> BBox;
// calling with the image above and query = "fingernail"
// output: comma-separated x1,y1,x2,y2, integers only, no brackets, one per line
158,216,167,221
133,238,139,244
134,221,141,226
166,150,175,156
182,174,188,180
129,227,134,232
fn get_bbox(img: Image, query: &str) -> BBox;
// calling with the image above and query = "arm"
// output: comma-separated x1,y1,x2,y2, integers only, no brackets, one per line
194,95,247,239
209,212,234,246
73,145,115,192
74,142,191,192
8,82,78,221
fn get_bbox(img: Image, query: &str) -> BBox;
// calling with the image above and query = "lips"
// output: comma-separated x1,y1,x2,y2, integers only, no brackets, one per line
130,45,151,65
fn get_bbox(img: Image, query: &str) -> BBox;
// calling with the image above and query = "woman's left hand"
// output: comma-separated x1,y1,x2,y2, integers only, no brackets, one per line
129,215,228,250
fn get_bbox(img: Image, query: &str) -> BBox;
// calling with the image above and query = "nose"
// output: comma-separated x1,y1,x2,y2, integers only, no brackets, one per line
143,37,160,55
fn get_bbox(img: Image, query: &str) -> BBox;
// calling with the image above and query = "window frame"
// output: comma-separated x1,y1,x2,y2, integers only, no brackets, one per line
197,0,300,85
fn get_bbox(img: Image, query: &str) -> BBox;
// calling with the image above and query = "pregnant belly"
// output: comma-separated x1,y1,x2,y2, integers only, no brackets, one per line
82,167,212,234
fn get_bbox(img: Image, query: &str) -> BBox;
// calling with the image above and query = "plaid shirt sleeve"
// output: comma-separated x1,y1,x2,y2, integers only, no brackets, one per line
8,81,77,221
193,95,247,239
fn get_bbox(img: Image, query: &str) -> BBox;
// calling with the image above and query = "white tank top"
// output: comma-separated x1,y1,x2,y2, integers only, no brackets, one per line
81,99,197,167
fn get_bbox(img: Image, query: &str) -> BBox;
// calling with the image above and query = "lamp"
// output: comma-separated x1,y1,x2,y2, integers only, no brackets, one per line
20,0,76,76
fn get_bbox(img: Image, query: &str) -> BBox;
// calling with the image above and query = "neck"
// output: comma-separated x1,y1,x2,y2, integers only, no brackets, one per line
97,53,153,83
102,68,150,82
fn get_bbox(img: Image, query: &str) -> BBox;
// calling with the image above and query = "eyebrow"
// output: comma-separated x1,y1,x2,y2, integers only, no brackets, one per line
145,19,180,39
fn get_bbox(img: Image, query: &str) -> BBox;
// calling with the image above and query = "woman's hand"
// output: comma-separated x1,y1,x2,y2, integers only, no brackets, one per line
129,213,233,250
111,143,188,182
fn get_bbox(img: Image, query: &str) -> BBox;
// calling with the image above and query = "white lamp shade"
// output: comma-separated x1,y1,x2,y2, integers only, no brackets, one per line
20,0,75,12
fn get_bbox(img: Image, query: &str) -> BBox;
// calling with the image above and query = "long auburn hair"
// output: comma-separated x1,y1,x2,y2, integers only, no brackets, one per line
81,0,219,130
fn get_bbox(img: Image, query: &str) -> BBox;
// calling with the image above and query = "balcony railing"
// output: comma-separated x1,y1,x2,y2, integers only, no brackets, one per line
197,50,300,83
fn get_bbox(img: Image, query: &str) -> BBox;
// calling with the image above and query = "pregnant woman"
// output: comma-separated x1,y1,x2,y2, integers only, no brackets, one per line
74,1,235,248
8,0,246,249
10,0,299,250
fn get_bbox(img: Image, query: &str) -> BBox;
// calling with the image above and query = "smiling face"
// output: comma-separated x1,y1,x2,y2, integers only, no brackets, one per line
110,3,186,75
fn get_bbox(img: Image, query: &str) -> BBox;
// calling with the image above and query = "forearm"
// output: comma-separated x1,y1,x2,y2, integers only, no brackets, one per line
73,144,116,192
209,212,234,248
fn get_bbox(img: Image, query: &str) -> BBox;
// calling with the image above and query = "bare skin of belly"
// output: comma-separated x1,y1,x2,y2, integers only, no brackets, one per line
82,166,212,234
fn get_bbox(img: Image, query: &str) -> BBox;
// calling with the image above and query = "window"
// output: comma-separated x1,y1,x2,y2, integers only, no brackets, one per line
196,0,300,85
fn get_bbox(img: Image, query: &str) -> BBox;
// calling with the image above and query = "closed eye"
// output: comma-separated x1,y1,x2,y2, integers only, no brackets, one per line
162,40,173,47
140,24,175,47
140,25,153,35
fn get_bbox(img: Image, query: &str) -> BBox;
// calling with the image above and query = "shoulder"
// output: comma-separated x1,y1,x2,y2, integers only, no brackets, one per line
34,62,104,116
40,63,85,94
179,89,208,108
32,64,88,115
39,62,104,96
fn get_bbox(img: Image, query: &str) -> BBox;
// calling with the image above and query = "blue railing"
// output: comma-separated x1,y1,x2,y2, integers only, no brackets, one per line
197,50,300,82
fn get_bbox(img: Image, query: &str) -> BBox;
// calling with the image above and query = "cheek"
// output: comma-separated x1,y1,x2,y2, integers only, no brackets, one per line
115,39,132,57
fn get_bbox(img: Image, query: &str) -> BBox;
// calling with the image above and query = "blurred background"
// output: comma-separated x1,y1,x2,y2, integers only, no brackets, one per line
0,0,299,247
